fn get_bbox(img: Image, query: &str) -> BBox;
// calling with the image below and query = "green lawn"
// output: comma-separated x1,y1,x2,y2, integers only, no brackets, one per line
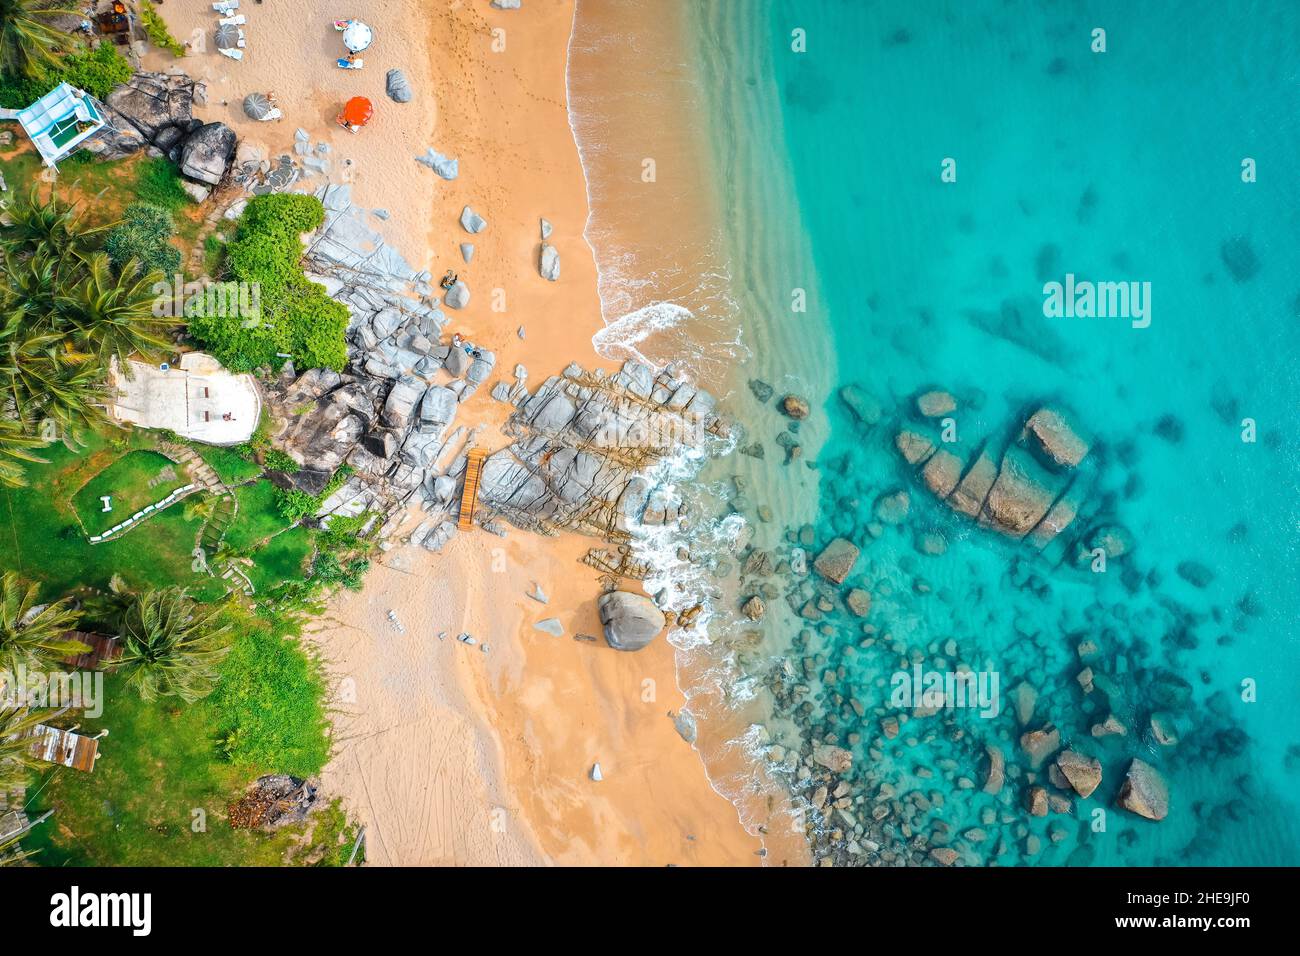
247,526,314,593
71,449,186,537
25,615,338,866
0,434,217,599
225,480,294,552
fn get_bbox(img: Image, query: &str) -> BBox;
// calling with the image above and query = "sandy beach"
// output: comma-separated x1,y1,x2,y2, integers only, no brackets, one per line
152,0,759,865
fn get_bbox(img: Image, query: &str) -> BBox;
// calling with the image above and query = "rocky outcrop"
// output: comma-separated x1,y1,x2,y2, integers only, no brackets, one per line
598,590,664,651
893,399,1115,561
179,122,236,185
475,360,725,540
85,72,237,189
1115,759,1169,821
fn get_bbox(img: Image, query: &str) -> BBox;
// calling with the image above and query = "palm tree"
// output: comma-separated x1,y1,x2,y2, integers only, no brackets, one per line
0,417,47,487
0,572,84,674
56,252,175,367
112,585,231,702
0,189,104,261
0,341,105,437
0,0,76,78
0,705,55,793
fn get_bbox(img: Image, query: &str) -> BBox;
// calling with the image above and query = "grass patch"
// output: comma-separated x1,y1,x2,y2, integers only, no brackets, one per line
190,443,263,486
133,156,192,214
0,433,218,600
224,481,294,552
25,610,336,866
246,526,314,592
70,449,185,537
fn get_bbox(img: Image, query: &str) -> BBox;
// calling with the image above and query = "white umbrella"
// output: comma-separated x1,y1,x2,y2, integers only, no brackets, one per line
342,20,373,53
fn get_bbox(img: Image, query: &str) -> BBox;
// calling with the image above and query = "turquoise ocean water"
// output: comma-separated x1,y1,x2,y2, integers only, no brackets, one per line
654,0,1299,865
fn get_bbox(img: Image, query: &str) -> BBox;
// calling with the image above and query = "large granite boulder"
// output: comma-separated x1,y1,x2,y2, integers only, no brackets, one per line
179,122,236,185
538,242,560,281
813,537,860,584
386,68,413,103
980,447,1060,538
1022,406,1090,469
382,375,427,430
597,590,665,651
277,379,373,494
1115,759,1169,821
1055,749,1102,798
105,71,197,141
418,385,457,434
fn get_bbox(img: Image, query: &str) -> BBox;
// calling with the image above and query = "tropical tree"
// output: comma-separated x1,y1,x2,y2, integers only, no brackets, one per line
0,571,84,674
0,705,55,793
57,252,174,367
0,416,47,487
109,583,231,702
0,188,104,261
0,0,76,78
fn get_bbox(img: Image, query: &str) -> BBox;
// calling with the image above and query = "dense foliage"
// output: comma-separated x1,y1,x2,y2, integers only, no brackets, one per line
0,37,133,106
188,194,349,373
105,202,183,277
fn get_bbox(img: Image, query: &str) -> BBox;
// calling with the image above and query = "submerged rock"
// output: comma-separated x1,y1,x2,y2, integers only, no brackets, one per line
1055,749,1102,798
1115,759,1169,820
812,744,853,773
813,537,860,584
1021,406,1090,469
840,384,882,425
915,389,956,417
780,394,810,419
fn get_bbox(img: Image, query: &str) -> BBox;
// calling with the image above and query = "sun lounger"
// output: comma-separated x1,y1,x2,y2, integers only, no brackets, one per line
219,15,246,26
337,58,363,70
219,48,244,61
213,0,240,12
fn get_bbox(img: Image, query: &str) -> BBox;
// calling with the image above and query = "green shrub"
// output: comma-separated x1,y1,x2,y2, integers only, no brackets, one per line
189,194,348,374
273,487,318,523
0,42,133,107
262,449,298,473
61,42,133,99
141,1,186,57
105,202,182,276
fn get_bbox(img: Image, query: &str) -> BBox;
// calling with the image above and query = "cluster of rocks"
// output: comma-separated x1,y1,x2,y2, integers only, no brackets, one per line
714,375,1248,867
477,360,725,540
84,71,236,200
893,391,1132,567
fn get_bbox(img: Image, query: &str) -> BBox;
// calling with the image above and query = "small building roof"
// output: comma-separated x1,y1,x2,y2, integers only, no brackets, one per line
109,352,261,446
15,82,106,166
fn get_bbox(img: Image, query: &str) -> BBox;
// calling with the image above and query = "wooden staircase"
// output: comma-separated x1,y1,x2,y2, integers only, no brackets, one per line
457,449,487,532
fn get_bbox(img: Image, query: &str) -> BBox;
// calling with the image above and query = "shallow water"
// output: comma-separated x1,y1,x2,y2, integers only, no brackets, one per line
574,0,1300,864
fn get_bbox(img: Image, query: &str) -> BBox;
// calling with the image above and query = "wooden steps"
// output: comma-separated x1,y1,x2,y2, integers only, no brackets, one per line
457,449,487,532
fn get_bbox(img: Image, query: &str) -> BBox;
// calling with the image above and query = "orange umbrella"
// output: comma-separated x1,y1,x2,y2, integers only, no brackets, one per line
341,96,374,127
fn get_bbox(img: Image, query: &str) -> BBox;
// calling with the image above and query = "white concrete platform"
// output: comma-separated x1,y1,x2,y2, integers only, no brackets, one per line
108,352,261,445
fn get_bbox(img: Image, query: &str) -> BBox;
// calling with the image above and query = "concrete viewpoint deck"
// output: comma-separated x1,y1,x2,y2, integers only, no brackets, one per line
108,352,261,445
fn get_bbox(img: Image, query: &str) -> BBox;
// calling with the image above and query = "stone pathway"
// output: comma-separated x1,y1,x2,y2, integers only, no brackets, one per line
156,440,252,595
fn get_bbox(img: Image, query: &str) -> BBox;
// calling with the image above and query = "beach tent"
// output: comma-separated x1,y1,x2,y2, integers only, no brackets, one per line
342,20,373,52
340,96,373,128
12,83,106,167
214,22,242,50
243,91,281,121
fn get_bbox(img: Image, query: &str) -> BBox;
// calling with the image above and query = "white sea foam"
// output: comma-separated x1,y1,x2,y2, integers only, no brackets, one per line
591,300,695,366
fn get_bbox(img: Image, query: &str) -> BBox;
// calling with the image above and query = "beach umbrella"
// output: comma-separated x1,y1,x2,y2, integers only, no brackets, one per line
341,96,374,128
243,92,275,120
214,22,241,50
342,20,373,52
